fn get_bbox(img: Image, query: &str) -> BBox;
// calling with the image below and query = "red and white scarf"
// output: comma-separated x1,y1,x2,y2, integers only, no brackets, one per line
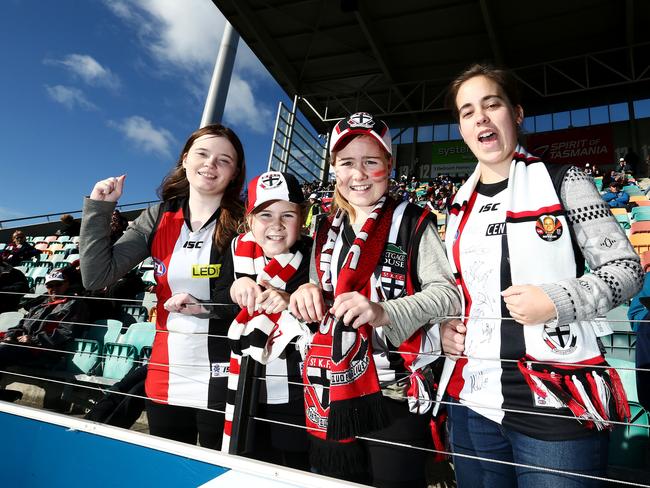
439,146,630,429
221,232,310,452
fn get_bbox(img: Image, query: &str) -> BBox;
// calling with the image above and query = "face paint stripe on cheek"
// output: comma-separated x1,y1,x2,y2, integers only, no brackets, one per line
370,169,388,180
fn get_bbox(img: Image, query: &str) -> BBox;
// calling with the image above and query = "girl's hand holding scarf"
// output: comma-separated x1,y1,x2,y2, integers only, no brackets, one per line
256,279,290,314
330,291,389,329
289,282,325,323
230,277,262,315
163,293,207,316
502,285,556,325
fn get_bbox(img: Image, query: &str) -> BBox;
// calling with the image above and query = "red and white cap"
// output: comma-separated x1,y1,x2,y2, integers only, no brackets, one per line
246,171,305,214
330,112,392,156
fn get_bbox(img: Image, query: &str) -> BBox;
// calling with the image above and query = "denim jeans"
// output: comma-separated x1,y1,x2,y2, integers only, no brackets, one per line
447,400,609,488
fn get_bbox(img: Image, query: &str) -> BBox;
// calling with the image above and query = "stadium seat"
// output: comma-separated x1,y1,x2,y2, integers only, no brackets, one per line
48,242,64,252
44,235,58,243
68,319,123,374
19,260,36,269
140,292,157,311
642,251,650,271
0,243,5,252
636,200,650,207
31,236,45,243
48,253,65,263
13,265,29,276
34,242,49,252
605,305,631,332
71,236,80,244
121,322,156,356
608,402,649,470
606,358,637,401
56,235,71,242
615,214,630,229
623,185,644,196
630,233,650,255
28,267,50,282
0,311,25,337
139,257,155,271
120,304,149,324
66,253,80,263
629,195,649,203
610,207,627,216
102,343,139,380
140,269,156,287
630,222,650,235
631,207,650,221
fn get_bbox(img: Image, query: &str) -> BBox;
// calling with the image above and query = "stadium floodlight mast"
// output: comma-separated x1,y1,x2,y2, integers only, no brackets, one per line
200,22,240,128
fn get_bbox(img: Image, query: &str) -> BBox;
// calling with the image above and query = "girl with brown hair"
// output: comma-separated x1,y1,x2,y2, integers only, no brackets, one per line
80,124,246,448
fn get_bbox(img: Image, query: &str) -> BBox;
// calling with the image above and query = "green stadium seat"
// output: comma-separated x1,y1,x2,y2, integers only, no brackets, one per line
608,402,649,470
102,343,139,380
140,270,156,287
615,213,630,229
120,305,149,324
56,235,71,242
121,321,156,356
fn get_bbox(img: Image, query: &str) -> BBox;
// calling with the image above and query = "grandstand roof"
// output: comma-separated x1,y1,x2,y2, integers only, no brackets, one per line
211,0,650,131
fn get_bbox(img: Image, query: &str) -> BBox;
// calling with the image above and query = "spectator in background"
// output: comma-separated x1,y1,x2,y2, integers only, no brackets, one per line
602,181,630,208
1,230,40,266
617,157,631,175
628,266,650,412
56,214,81,237
0,261,29,313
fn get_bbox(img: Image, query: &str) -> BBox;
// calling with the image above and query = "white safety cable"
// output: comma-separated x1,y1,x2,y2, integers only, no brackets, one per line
1,367,646,488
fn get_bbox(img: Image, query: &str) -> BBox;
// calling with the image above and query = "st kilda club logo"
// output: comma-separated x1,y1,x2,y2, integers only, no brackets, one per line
260,172,283,189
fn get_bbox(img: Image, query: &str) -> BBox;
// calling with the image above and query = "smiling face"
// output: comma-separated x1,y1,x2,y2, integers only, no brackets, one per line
333,135,392,219
456,75,523,176
249,200,302,258
182,134,239,198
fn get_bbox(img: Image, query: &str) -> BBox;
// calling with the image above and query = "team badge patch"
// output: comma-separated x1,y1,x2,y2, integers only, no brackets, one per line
380,244,407,299
260,172,283,189
347,112,375,129
535,215,563,242
542,323,577,354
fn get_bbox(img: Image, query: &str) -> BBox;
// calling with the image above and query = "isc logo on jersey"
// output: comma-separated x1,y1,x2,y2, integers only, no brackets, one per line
191,264,221,278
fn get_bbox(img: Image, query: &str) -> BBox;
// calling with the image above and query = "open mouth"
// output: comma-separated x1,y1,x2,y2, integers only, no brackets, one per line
197,171,217,179
350,184,371,191
478,131,497,143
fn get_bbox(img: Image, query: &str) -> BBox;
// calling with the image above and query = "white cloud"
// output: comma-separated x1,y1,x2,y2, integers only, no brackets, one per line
46,54,121,90
45,85,98,110
103,0,275,131
109,116,175,157
224,76,274,134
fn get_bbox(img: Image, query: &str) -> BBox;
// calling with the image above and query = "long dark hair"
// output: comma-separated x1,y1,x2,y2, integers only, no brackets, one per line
158,124,246,252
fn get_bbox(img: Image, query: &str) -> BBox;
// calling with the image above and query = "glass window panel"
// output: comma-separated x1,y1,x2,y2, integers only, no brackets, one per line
634,99,650,119
449,124,462,140
433,124,449,141
570,108,589,127
609,103,629,122
401,127,414,144
522,117,535,133
417,125,433,142
535,114,552,132
553,111,570,130
390,128,401,143
589,105,609,125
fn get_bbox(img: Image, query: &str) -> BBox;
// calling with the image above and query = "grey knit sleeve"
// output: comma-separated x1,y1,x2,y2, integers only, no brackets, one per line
80,198,160,290
539,167,643,325
381,220,461,346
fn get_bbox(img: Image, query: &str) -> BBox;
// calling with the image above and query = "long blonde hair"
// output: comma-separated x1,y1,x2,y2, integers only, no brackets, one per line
330,134,392,222
158,124,246,253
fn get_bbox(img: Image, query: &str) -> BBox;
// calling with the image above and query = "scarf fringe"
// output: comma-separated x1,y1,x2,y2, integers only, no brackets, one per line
309,437,367,477
517,358,630,431
429,412,447,463
326,391,390,441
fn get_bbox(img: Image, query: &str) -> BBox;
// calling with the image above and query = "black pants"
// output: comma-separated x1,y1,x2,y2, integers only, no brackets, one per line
637,322,650,412
145,399,224,449
317,397,431,488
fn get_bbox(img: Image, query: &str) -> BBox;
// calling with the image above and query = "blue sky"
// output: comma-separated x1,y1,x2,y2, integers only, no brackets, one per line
0,0,293,222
